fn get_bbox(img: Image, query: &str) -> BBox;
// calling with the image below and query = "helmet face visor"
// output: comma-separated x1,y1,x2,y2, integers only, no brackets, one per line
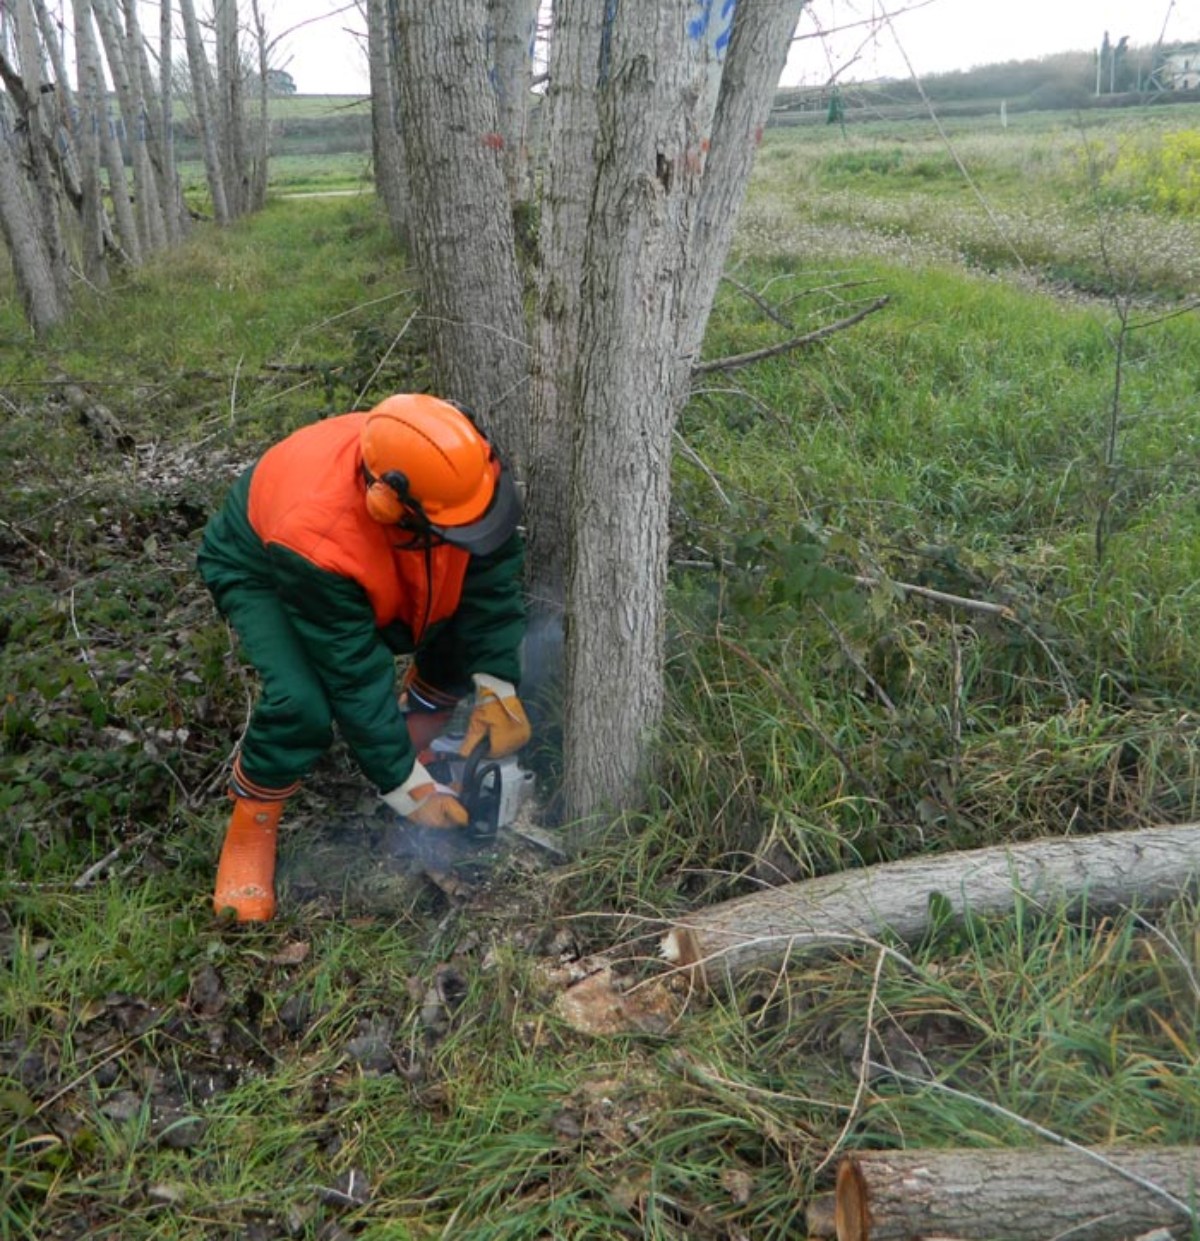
435,467,521,555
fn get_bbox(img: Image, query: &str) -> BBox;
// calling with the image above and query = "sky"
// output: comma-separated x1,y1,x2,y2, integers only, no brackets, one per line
271,0,1199,96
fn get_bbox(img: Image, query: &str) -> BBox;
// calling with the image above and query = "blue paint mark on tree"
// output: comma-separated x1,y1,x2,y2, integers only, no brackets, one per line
687,0,736,56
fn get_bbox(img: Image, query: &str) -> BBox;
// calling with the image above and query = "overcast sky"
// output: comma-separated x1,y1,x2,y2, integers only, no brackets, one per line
272,0,1198,96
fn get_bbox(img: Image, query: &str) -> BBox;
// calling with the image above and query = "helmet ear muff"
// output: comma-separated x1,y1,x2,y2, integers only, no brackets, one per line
364,468,432,527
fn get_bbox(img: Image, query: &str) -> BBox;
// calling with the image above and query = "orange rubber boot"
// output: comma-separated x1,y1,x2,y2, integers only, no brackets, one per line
212,797,286,922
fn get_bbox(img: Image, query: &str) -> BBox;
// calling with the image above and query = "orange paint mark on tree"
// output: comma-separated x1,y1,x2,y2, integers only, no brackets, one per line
482,132,505,150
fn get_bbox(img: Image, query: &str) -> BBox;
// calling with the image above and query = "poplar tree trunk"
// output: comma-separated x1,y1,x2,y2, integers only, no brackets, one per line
660,822,1200,986
526,0,602,617
215,0,249,217
92,0,167,253
70,0,110,286
811,1147,1200,1241
0,100,68,332
179,0,230,224
486,0,539,204
246,0,270,212
73,0,141,262
367,0,409,243
391,0,529,463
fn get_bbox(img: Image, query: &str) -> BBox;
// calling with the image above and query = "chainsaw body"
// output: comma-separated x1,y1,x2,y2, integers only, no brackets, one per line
422,729,536,840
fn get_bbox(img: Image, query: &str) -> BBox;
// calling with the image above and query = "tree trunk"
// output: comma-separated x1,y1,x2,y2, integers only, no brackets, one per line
0,98,68,332
179,0,230,224
368,0,409,243
486,0,539,205
11,0,72,306
660,823,1200,986
246,0,270,212
68,0,110,286
526,0,602,620
72,0,140,262
215,0,249,217
92,0,167,253
810,1147,1200,1241
391,0,528,461
158,0,186,238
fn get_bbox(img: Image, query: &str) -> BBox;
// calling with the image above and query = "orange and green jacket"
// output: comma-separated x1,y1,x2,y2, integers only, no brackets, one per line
197,413,525,791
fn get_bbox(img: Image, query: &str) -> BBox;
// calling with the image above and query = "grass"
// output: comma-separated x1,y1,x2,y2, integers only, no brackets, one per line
3,104,1200,1237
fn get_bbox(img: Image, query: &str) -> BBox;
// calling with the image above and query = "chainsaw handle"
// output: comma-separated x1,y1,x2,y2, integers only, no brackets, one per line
461,739,502,840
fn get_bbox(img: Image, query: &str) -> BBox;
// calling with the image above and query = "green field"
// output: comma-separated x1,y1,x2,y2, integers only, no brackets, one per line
3,104,1200,1238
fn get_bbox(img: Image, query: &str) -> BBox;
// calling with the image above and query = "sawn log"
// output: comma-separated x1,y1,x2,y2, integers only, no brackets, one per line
659,823,1200,985
806,1146,1200,1241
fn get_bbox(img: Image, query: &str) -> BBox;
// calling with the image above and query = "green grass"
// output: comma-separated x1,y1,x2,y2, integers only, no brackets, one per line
4,104,1200,1237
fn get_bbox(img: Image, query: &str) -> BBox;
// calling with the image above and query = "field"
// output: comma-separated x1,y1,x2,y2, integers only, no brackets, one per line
3,103,1200,1238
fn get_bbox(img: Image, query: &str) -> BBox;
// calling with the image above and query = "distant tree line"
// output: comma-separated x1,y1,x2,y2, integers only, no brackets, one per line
775,42,1200,120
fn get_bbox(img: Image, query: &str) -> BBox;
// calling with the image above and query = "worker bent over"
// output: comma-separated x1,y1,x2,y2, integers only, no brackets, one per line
197,394,530,922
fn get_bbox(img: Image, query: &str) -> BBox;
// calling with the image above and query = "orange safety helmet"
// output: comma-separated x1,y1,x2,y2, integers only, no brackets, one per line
360,394,520,554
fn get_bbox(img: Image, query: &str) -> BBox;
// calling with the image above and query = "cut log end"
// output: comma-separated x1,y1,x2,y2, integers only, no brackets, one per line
835,1156,870,1241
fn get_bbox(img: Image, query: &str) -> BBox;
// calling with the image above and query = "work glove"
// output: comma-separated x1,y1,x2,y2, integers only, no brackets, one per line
382,760,469,829
459,673,531,759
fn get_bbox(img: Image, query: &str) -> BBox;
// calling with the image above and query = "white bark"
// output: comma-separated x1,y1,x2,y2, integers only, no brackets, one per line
660,822,1200,986
367,0,409,242
179,0,230,223
246,0,270,211
69,0,109,285
392,0,529,462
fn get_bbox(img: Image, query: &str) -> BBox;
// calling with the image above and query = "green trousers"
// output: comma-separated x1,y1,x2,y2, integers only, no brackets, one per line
216,582,336,791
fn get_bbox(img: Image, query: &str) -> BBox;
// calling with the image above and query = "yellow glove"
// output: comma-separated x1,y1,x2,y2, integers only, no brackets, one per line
460,674,531,759
382,760,469,829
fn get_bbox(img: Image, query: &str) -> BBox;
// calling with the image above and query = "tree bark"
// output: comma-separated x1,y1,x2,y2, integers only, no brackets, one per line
809,1147,1200,1241
92,0,167,253
660,823,1200,986
526,0,602,622
391,0,529,461
215,0,249,217
486,0,539,204
368,0,409,243
73,0,140,262
69,0,110,286
0,98,68,332
179,0,230,224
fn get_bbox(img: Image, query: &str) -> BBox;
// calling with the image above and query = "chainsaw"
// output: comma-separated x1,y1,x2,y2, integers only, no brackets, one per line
420,729,536,841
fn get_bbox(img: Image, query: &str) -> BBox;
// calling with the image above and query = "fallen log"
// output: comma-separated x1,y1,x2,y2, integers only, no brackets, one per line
659,823,1200,986
806,1146,1200,1241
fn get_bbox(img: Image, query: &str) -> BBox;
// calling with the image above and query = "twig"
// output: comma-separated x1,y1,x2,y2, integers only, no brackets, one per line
691,297,889,377
870,1063,1199,1223
72,831,152,890
720,273,794,330
815,947,887,1176
673,430,732,508
814,602,897,714
0,516,58,569
850,573,1079,708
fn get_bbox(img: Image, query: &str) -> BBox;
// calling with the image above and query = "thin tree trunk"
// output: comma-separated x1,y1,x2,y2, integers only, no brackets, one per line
527,0,603,618
660,822,1200,986
0,97,68,332
68,0,109,285
72,0,140,262
487,0,538,205
92,0,167,253
215,0,248,217
368,0,409,242
11,0,72,305
246,0,270,211
179,0,230,224
157,0,188,239
811,1147,1200,1241
392,0,529,462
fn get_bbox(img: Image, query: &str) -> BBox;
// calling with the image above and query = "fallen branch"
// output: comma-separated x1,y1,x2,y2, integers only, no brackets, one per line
660,822,1200,986
690,296,889,377
808,1145,1200,1241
